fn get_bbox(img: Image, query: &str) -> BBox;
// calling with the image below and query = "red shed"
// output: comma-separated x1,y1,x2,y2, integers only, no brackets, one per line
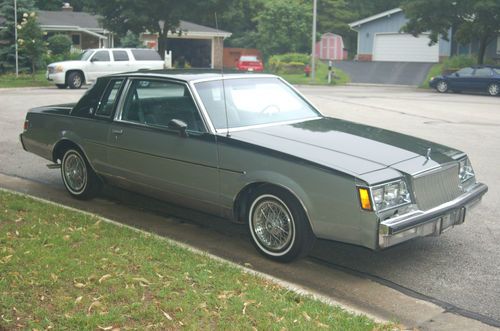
314,33,347,60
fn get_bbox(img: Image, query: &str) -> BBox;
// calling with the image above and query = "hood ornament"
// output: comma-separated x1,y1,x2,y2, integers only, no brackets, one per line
426,147,432,161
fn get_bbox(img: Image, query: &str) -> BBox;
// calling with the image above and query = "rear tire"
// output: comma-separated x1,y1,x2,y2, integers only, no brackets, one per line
247,186,315,262
436,80,448,93
67,72,83,89
488,83,499,96
61,148,101,200
56,84,67,89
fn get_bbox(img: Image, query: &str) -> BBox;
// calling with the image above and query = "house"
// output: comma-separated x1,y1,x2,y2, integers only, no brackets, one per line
141,21,231,69
37,3,114,49
37,4,231,68
349,8,500,63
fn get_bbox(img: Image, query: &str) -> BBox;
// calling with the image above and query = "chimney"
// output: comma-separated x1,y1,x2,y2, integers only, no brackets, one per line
61,3,73,12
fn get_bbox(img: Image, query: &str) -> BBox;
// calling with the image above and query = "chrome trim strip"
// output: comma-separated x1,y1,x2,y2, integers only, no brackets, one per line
380,182,488,235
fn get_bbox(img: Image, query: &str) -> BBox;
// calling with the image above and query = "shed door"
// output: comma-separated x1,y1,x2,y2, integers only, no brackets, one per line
373,33,439,62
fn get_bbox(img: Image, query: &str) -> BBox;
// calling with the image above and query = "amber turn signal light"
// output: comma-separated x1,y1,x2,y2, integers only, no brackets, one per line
358,187,372,211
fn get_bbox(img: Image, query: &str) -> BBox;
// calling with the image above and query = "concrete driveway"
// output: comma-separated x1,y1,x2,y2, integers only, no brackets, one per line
1,85,499,327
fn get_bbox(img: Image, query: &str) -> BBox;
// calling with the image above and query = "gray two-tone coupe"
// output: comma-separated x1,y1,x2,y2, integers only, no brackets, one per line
20,72,488,261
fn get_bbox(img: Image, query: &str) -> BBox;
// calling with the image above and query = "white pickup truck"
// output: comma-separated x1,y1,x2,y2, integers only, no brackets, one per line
46,48,165,89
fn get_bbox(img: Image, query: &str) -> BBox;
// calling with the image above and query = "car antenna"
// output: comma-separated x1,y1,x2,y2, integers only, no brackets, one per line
215,13,230,137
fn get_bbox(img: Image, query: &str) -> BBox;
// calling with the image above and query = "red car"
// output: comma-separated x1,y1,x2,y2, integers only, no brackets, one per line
236,55,264,72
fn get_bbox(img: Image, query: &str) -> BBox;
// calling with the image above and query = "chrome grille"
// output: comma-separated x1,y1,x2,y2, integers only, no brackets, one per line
413,164,461,211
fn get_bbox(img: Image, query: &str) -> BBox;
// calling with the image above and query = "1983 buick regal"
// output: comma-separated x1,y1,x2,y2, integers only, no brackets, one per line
20,72,488,261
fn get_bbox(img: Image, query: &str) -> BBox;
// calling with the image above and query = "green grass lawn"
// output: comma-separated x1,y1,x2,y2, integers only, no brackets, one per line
0,191,393,330
277,62,350,86
0,72,52,88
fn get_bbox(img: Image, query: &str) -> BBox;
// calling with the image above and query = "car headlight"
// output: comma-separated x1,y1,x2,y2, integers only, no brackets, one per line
361,179,411,212
54,65,64,73
458,158,475,183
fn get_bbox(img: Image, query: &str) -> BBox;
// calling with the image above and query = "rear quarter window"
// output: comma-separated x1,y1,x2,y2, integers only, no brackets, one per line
131,50,162,61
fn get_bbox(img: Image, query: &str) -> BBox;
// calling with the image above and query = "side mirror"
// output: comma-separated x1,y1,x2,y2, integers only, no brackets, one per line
168,119,188,137
90,57,97,63
454,72,459,77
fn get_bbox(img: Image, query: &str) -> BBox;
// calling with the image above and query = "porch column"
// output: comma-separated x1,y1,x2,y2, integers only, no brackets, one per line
211,37,224,69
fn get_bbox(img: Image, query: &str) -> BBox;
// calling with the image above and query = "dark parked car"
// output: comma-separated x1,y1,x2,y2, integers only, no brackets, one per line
20,72,487,261
429,66,500,96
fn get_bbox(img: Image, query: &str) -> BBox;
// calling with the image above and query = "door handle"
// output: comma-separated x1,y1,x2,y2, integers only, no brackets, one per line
112,129,123,135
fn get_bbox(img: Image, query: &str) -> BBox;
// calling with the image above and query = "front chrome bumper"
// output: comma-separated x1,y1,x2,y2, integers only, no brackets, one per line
378,182,488,248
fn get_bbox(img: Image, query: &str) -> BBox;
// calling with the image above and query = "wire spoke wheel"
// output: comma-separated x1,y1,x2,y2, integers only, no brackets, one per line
63,152,87,193
252,198,293,251
60,148,101,200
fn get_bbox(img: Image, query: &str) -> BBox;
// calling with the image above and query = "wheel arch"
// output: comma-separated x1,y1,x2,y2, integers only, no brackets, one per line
65,69,86,85
52,139,98,174
232,178,316,235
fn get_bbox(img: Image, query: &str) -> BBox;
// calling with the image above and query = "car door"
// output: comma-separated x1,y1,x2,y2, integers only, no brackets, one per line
471,67,493,91
86,50,112,81
105,77,220,214
111,50,131,73
448,67,474,91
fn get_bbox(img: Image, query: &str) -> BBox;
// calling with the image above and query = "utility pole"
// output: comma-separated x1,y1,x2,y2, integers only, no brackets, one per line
311,0,317,81
14,0,19,77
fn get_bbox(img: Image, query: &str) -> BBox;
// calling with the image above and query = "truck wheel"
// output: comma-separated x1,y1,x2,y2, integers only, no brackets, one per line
247,186,315,262
61,148,101,200
56,84,67,89
67,72,83,89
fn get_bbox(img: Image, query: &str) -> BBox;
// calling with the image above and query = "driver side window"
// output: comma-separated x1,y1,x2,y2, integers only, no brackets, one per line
121,79,206,132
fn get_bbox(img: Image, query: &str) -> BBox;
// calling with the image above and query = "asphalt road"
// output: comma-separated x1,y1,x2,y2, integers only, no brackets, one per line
1,85,499,324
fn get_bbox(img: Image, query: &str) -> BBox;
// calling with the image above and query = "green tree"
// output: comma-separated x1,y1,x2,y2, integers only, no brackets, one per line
402,0,500,64
255,0,312,57
0,0,35,73
119,31,143,48
189,0,265,48
47,34,72,55
17,12,47,75
95,0,198,59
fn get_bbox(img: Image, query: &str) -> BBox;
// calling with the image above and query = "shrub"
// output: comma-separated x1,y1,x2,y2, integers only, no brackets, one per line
280,61,306,74
268,53,310,73
47,34,72,55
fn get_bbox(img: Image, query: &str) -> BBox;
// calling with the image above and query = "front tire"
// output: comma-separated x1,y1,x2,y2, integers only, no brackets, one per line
247,186,315,262
67,72,83,89
61,148,101,200
436,80,448,93
488,83,499,96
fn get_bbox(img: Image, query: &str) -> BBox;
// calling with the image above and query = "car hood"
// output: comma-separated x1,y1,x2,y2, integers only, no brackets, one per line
229,117,462,178
48,60,86,68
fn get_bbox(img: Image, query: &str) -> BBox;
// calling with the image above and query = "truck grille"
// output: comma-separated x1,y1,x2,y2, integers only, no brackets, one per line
47,66,54,74
412,164,461,211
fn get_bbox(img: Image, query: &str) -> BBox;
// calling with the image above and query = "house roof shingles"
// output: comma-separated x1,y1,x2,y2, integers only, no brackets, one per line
37,10,103,30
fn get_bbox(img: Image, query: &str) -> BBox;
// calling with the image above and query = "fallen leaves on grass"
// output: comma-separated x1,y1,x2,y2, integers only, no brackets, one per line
161,309,173,321
98,274,112,284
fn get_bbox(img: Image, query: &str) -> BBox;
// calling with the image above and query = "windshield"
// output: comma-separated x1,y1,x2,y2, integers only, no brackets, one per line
79,50,94,61
195,77,320,130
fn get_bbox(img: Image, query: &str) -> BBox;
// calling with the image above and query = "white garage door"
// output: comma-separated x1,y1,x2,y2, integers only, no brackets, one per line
373,33,439,62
